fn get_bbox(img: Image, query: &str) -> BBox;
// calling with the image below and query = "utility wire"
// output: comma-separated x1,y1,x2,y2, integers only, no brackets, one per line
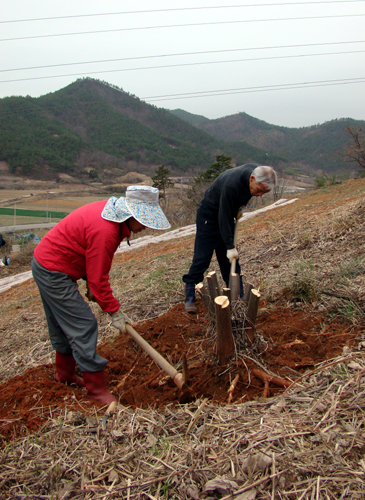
142,77,365,101
1,1,364,24
0,76,363,125
0,49,364,85
1,40,364,74
0,77,364,119
1,13,365,42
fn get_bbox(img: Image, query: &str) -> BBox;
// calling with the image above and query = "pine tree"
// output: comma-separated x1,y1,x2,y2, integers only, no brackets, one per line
195,154,233,183
152,165,174,198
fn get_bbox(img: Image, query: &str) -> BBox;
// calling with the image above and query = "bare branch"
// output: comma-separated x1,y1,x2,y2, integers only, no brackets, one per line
343,127,365,170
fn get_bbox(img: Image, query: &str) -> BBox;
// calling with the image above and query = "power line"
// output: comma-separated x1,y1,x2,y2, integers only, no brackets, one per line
1,1,364,24
0,77,363,118
1,40,364,74
0,76,363,125
1,13,365,43
1,49,365,85
141,77,365,101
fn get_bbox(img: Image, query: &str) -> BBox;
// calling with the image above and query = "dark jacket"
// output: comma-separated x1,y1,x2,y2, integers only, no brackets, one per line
201,163,257,249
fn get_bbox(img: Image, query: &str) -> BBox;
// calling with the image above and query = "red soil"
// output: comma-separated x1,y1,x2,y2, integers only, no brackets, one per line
0,300,359,443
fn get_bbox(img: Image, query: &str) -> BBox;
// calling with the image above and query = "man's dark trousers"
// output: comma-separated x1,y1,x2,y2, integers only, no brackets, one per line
183,202,242,288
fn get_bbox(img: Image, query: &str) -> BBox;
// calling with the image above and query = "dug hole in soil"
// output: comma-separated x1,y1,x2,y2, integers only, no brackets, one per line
0,295,360,443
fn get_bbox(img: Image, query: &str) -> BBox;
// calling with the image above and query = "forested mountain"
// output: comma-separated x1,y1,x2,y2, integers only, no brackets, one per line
168,109,210,126
169,109,365,174
0,96,86,177
0,78,283,179
1,78,361,181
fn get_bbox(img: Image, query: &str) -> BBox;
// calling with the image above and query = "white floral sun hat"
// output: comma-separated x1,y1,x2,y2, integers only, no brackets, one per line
101,185,171,230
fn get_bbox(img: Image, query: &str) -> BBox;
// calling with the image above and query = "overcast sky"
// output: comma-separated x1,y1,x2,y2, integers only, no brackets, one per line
1,0,364,128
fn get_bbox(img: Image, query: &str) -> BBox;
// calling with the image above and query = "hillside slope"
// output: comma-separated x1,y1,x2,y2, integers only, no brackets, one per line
0,179,364,497
0,179,364,498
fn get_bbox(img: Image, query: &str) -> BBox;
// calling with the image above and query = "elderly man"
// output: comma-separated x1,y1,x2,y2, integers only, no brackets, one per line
32,186,170,405
183,164,277,312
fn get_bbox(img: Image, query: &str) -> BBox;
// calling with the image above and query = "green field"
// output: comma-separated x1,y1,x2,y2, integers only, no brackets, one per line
0,208,68,218
0,191,109,227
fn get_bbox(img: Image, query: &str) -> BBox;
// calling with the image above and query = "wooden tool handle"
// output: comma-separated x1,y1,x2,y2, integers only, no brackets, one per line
100,400,117,429
125,324,184,389
230,212,240,277
106,400,117,415
230,258,237,276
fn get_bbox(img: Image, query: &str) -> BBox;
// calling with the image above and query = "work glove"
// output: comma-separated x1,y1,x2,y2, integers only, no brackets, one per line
85,282,97,302
227,248,239,263
110,309,132,333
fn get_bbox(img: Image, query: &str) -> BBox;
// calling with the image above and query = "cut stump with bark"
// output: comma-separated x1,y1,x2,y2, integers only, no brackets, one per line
243,283,254,306
222,287,231,303
214,295,235,364
196,282,214,316
229,273,240,302
207,271,220,302
245,288,261,344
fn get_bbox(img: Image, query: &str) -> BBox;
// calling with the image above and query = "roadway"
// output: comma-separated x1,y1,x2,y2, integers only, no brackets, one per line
0,222,58,232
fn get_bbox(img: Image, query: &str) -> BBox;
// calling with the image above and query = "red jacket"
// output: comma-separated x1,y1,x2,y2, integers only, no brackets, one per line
34,200,130,313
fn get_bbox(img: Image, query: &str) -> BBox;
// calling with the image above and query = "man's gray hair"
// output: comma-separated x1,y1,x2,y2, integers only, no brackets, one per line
252,165,277,191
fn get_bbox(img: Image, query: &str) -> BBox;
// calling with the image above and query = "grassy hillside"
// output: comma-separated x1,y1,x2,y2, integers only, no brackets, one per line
0,78,283,179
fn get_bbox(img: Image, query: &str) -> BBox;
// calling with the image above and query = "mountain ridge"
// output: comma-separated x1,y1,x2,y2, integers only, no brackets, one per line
0,78,363,183
0,78,281,182
169,109,365,175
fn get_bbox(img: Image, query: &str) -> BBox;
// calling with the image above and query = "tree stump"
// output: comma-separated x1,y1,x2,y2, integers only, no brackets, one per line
207,271,220,302
222,287,231,303
214,296,234,364
196,282,214,316
229,273,240,302
245,288,261,344
243,283,253,306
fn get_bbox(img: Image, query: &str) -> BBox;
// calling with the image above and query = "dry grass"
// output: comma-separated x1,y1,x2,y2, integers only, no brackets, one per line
0,178,365,499
2,352,365,499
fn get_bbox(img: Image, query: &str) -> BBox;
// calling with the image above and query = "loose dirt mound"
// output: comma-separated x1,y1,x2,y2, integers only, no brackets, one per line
0,299,359,443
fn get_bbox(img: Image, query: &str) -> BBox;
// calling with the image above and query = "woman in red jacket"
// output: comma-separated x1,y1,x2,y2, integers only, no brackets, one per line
32,185,170,405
